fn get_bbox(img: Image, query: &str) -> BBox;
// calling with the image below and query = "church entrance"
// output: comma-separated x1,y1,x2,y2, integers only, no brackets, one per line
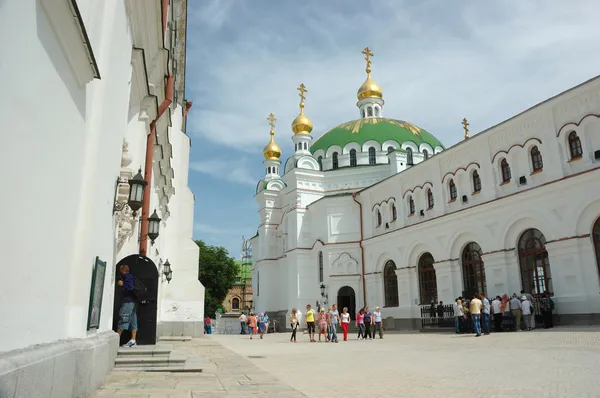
337,286,356,320
113,254,159,345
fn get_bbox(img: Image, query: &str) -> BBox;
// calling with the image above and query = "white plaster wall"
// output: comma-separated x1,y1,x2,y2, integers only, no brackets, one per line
159,105,205,324
0,0,133,351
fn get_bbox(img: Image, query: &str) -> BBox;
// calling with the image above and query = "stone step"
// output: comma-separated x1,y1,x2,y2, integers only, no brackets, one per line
113,365,203,373
114,354,187,368
117,345,173,357
158,336,192,342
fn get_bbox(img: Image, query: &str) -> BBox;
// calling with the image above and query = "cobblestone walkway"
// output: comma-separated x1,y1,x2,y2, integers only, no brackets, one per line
90,338,306,397
213,326,600,398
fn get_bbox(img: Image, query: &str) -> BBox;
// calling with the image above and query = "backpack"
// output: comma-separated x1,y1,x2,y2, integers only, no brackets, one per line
132,277,148,304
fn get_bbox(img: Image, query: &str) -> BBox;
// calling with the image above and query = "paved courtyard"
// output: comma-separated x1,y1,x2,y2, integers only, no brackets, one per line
92,327,600,397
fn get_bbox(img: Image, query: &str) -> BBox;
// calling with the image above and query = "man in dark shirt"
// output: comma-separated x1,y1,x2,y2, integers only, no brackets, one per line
117,265,137,347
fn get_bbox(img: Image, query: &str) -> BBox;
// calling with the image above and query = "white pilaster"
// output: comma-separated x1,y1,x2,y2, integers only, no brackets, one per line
480,250,519,297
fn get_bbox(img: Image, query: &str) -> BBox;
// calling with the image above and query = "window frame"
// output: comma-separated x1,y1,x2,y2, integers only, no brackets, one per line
500,159,511,183
427,188,434,209
383,261,399,307
472,170,481,193
448,179,457,201
531,146,543,172
406,148,414,165
568,131,583,159
368,147,376,165
408,196,415,215
332,152,339,170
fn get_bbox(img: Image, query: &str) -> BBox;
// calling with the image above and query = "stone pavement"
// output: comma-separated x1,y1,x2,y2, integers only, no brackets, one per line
213,327,600,398
91,327,600,397
90,338,306,397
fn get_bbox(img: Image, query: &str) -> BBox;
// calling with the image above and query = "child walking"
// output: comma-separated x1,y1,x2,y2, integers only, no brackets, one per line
290,308,298,343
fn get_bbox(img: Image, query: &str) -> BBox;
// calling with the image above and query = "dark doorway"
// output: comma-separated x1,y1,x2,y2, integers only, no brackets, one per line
337,286,356,320
113,254,158,345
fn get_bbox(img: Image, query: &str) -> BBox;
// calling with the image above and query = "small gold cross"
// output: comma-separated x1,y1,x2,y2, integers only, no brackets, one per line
462,118,470,139
267,113,277,132
362,47,374,73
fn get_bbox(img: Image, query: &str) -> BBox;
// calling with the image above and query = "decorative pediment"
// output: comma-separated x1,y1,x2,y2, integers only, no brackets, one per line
296,155,319,170
332,252,359,275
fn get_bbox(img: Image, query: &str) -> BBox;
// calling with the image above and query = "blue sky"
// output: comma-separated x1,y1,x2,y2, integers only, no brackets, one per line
185,0,599,258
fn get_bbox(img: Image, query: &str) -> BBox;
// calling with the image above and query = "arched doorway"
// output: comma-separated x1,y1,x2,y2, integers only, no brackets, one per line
383,260,399,307
462,242,486,297
418,253,437,305
337,286,356,320
593,218,600,282
113,254,159,345
518,229,552,295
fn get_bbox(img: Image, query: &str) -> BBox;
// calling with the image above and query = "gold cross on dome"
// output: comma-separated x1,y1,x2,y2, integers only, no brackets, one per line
267,113,277,132
297,83,308,102
362,47,374,73
462,118,470,139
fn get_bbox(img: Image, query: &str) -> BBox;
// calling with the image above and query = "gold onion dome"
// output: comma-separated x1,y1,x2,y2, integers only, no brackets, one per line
357,47,383,101
263,113,282,160
292,83,313,134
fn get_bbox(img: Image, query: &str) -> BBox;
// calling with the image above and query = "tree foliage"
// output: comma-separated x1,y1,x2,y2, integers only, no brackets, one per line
196,240,239,318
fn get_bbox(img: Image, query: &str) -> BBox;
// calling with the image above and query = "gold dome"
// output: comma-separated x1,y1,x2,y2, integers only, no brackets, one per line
263,131,282,160
292,108,313,135
357,73,383,101
357,47,383,101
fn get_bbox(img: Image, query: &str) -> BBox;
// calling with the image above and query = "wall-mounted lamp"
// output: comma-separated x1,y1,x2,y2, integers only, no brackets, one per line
148,209,161,245
319,283,328,303
113,168,147,216
163,259,172,283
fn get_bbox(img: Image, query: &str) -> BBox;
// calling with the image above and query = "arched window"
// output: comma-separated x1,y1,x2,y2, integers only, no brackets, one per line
462,242,486,296
384,261,399,307
387,146,394,154
376,210,382,226
448,179,457,201
518,229,553,295
318,251,324,282
568,131,583,159
367,107,373,117
418,253,437,305
531,146,543,171
408,196,415,215
593,218,600,284
391,203,397,221
350,149,357,167
500,159,511,183
362,109,366,118
406,148,414,165
232,297,240,310
427,189,434,208
423,149,429,160
472,170,481,193
368,147,376,165
332,152,339,170
317,156,323,171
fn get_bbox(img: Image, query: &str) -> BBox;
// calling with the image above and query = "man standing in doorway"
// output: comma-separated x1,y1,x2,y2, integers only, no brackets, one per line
470,293,482,337
328,304,339,343
305,304,316,342
117,265,137,347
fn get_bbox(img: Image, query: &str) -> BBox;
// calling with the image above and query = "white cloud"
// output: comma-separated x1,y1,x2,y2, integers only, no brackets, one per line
190,158,256,186
186,0,600,154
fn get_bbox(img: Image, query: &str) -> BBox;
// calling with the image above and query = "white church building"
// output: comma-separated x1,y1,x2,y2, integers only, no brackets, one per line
0,1,203,397
251,48,600,330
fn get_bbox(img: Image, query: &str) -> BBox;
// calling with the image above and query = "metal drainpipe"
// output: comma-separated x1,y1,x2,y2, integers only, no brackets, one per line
352,192,367,307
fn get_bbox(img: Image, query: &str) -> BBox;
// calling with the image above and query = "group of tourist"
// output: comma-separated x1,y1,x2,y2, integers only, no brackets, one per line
290,304,384,343
238,312,271,339
454,290,555,337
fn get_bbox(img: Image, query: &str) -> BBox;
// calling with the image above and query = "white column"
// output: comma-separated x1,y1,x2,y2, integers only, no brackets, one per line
396,267,419,318
364,273,381,309
480,250,519,297
546,238,600,315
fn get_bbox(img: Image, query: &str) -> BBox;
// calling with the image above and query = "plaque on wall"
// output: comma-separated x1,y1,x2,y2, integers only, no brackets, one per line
87,256,107,330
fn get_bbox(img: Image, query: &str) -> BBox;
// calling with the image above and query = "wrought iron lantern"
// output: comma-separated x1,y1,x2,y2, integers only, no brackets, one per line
148,209,161,245
113,168,147,216
163,260,172,283
320,283,328,302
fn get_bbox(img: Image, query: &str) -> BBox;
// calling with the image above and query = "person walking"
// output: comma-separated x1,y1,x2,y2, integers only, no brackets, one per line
356,308,366,340
318,308,328,342
470,294,482,337
305,304,316,342
290,308,299,342
373,306,384,339
454,298,464,334
328,304,339,343
257,313,267,339
116,265,138,347
340,307,351,341
247,313,257,339
239,313,247,335
363,306,373,339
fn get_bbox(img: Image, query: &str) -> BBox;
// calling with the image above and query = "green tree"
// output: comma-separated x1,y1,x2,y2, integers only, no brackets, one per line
196,240,239,318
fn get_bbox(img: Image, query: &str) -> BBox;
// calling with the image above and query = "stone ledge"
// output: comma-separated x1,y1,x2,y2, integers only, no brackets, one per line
0,330,118,398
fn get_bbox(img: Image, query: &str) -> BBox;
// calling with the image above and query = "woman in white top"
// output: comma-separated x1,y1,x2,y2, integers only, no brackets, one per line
521,296,533,331
373,306,384,339
340,307,351,341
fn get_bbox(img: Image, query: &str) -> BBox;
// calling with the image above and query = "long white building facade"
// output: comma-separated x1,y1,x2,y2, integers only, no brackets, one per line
251,48,600,329
0,1,203,397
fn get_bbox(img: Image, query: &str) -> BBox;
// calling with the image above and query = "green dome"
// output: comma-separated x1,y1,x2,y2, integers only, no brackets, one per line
310,117,444,154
